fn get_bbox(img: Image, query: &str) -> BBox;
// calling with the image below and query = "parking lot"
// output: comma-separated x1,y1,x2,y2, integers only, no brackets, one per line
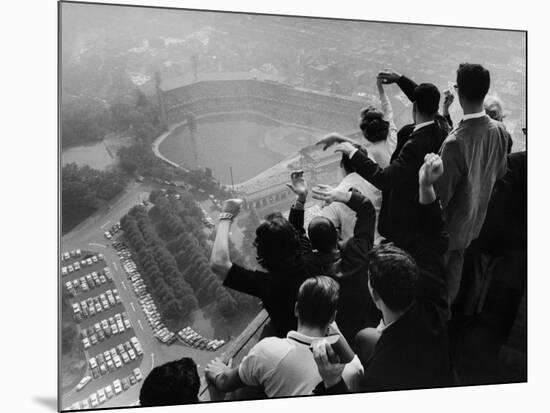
61,249,145,410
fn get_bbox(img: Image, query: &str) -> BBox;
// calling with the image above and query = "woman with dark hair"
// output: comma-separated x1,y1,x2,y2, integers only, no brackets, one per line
210,200,310,337
358,77,398,168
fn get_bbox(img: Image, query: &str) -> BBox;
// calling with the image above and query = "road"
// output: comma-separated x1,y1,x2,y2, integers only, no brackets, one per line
60,183,229,409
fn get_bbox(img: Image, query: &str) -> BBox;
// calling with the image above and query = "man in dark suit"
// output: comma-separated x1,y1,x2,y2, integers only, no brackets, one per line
317,71,448,251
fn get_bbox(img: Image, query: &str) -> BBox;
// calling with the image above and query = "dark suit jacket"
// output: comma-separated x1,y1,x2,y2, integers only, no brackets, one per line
314,201,453,394
350,123,447,249
349,75,448,248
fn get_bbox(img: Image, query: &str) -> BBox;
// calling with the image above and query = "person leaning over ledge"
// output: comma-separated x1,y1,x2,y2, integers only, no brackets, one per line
204,276,364,398
210,198,310,338
311,154,454,394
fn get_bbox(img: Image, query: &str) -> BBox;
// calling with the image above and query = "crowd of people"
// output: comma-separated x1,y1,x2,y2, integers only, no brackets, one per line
138,62,526,405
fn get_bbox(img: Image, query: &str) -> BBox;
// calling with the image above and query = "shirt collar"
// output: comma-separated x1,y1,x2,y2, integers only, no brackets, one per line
462,111,487,121
413,120,435,132
287,330,320,345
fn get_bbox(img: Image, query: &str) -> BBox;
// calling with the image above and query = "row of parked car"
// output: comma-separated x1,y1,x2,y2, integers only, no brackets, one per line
115,242,177,344
80,312,132,349
61,254,104,276
177,327,226,351
64,267,113,297
72,288,121,321
88,336,143,380
104,221,121,240
69,367,143,410
61,249,82,262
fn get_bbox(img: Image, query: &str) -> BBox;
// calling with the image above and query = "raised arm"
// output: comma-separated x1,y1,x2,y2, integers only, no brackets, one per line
210,199,242,278
377,77,397,152
332,140,423,191
286,170,308,233
415,154,450,315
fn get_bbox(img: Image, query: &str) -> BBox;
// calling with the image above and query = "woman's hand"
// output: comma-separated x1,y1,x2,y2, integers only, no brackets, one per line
312,184,351,204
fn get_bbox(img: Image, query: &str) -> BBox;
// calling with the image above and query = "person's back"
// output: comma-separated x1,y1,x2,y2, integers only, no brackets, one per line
438,116,509,251
361,298,452,391
434,63,510,308
205,276,363,398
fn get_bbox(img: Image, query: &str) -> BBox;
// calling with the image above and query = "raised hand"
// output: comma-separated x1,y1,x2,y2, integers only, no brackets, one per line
316,133,352,151
286,170,308,203
443,89,455,112
312,339,346,388
312,184,351,204
333,142,356,157
377,69,402,84
221,199,243,216
419,153,444,187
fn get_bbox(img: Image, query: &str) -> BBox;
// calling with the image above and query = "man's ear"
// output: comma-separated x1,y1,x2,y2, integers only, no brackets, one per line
294,302,298,319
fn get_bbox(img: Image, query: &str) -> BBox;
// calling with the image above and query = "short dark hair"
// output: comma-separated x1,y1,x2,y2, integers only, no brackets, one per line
413,83,440,116
340,153,356,175
368,244,418,312
296,276,339,327
359,106,390,143
255,212,301,273
456,63,491,103
139,357,200,406
308,216,338,253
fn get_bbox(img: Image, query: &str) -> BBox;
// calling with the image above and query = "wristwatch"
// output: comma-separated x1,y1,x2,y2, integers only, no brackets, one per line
219,212,234,221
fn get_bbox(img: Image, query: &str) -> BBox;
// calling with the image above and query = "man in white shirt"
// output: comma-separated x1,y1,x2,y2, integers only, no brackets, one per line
204,276,363,398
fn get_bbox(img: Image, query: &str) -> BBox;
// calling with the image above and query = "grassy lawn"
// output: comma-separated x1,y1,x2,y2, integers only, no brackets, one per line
62,205,98,235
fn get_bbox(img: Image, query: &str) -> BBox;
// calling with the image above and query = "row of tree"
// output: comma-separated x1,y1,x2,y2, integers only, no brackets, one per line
121,206,198,328
149,192,256,319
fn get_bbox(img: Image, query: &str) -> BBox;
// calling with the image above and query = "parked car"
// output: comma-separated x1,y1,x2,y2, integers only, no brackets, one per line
104,231,112,239
68,265,74,273
113,379,122,394
74,262,81,271
121,378,130,390
99,363,107,375
121,351,130,364
105,385,114,399
129,374,136,385
97,388,106,404
133,368,143,381
61,267,67,276
128,349,136,361
89,357,97,370
92,255,98,264
113,355,122,369
107,359,115,372
82,338,90,349
89,393,98,408
86,258,93,266
76,376,92,391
